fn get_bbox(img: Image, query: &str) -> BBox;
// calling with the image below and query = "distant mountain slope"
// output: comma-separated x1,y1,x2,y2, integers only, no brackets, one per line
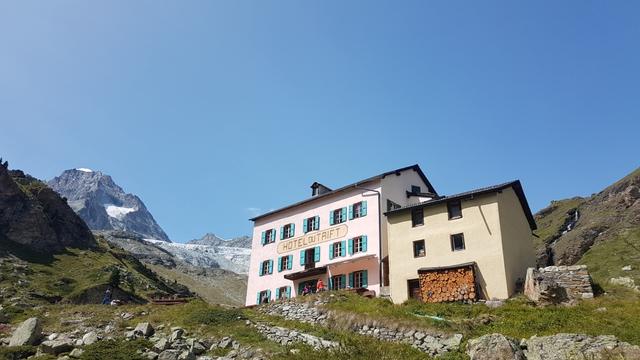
187,233,252,248
48,169,170,241
534,167,640,285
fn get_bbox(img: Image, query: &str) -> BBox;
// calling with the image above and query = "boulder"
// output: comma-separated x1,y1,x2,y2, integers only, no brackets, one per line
82,331,98,345
40,338,75,355
69,348,85,358
158,350,181,360
467,333,525,360
526,333,640,360
9,317,42,346
135,322,155,337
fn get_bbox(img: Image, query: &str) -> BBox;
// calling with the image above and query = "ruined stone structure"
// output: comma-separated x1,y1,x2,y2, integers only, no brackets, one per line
524,265,594,305
418,263,476,303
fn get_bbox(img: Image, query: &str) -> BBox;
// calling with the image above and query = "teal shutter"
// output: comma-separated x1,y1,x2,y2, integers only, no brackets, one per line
300,250,306,265
329,243,334,260
286,286,291,298
362,270,368,288
256,292,261,305
280,227,284,240
341,240,346,257
259,262,264,276
266,289,271,301
362,235,368,252
271,229,276,240
290,224,295,237
361,201,367,216
314,216,320,230
288,255,293,270
303,219,308,233
341,207,347,222
261,231,266,245
348,238,354,255
328,277,333,290
341,274,346,289
314,246,320,262
275,287,280,299
329,211,334,225
348,205,354,220
278,257,282,272
348,272,354,288
268,260,273,274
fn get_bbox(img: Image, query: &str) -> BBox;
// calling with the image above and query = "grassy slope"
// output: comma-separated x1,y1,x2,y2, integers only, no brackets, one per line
578,228,640,286
533,197,586,250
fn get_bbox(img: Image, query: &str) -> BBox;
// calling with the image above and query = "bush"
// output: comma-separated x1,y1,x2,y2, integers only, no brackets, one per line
0,346,37,360
79,339,150,360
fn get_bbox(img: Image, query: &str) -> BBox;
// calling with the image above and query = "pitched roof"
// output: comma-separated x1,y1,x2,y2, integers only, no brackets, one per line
250,164,436,222
385,180,537,230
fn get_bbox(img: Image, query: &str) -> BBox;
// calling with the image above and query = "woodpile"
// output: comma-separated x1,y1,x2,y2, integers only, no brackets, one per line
418,264,476,303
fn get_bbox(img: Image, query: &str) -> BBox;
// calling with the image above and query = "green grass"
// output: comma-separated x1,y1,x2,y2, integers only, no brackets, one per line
578,228,640,286
533,197,586,248
324,291,640,345
79,339,151,360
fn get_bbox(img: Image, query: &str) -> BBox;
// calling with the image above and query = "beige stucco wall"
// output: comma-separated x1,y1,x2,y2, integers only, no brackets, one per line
497,187,536,295
386,193,512,304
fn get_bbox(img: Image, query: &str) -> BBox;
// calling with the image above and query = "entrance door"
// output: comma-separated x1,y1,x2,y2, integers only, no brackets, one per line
407,279,421,301
304,249,316,270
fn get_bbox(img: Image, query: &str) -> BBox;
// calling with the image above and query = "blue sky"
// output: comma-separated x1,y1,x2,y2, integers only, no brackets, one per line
1,1,638,242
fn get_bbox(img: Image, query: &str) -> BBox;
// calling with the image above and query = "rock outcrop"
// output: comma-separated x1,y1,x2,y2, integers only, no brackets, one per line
467,333,525,360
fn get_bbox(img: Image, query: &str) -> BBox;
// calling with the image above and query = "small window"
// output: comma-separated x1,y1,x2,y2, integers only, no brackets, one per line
282,223,294,239
387,199,401,212
277,286,288,300
330,275,346,290
411,208,424,227
264,229,275,244
332,208,346,224
411,185,421,194
261,260,271,275
259,290,270,304
413,240,426,257
305,216,318,233
280,256,290,271
332,241,343,258
353,270,366,288
351,201,366,219
451,233,465,251
447,200,462,220
353,236,364,254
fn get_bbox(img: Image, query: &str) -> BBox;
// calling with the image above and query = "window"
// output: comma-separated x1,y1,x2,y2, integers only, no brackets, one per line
451,233,465,251
447,200,462,220
413,240,426,257
387,199,401,212
281,223,295,240
279,255,292,272
411,185,421,194
330,207,347,225
276,286,289,300
352,270,367,288
258,290,270,304
304,216,319,233
260,260,273,275
411,208,424,227
350,201,367,219
261,229,276,245
331,241,343,258
330,275,346,290
352,236,366,254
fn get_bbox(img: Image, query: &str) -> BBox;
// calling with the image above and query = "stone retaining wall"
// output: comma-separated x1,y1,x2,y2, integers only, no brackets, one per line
524,265,594,305
253,322,339,350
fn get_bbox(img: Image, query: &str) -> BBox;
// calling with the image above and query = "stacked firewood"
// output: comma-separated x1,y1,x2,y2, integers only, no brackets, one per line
418,266,476,303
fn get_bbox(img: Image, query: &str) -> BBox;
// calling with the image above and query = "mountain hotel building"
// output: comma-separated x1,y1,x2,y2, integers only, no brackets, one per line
245,165,536,306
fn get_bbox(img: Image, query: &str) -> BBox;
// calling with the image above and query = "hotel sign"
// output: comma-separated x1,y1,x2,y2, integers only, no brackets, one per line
277,224,348,254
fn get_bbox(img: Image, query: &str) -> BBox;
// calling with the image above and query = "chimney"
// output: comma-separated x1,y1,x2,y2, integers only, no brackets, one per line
311,182,332,196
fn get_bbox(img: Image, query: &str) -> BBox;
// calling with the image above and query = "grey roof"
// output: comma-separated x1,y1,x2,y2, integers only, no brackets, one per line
250,164,437,222
385,180,537,230
417,261,476,273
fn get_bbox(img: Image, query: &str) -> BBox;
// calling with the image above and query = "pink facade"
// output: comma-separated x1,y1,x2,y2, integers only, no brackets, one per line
245,166,434,306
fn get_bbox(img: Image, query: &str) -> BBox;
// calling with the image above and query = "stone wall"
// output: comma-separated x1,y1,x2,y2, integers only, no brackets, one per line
524,265,594,305
253,322,339,350
418,264,476,303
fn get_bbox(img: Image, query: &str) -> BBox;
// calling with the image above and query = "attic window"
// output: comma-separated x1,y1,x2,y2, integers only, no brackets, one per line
411,185,421,194
447,200,462,220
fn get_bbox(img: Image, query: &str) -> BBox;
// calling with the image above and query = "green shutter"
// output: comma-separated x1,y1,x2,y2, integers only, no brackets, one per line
259,262,263,276
315,216,320,230
362,270,368,288
290,223,295,237
314,246,320,262
303,218,308,233
300,250,306,266
362,235,368,252
341,274,347,289
266,289,271,301
348,205,354,220
341,207,347,222
361,201,367,216
278,257,282,272
328,277,333,290
280,227,284,240
256,292,261,305
348,272,354,288
271,229,276,240
288,255,293,270
329,243,334,260
341,240,346,257
261,231,266,245
348,238,354,255
329,211,334,225
286,286,291,298
275,287,280,299
268,260,273,274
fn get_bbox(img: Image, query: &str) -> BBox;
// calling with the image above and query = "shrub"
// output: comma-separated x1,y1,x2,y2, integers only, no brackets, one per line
0,346,37,360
